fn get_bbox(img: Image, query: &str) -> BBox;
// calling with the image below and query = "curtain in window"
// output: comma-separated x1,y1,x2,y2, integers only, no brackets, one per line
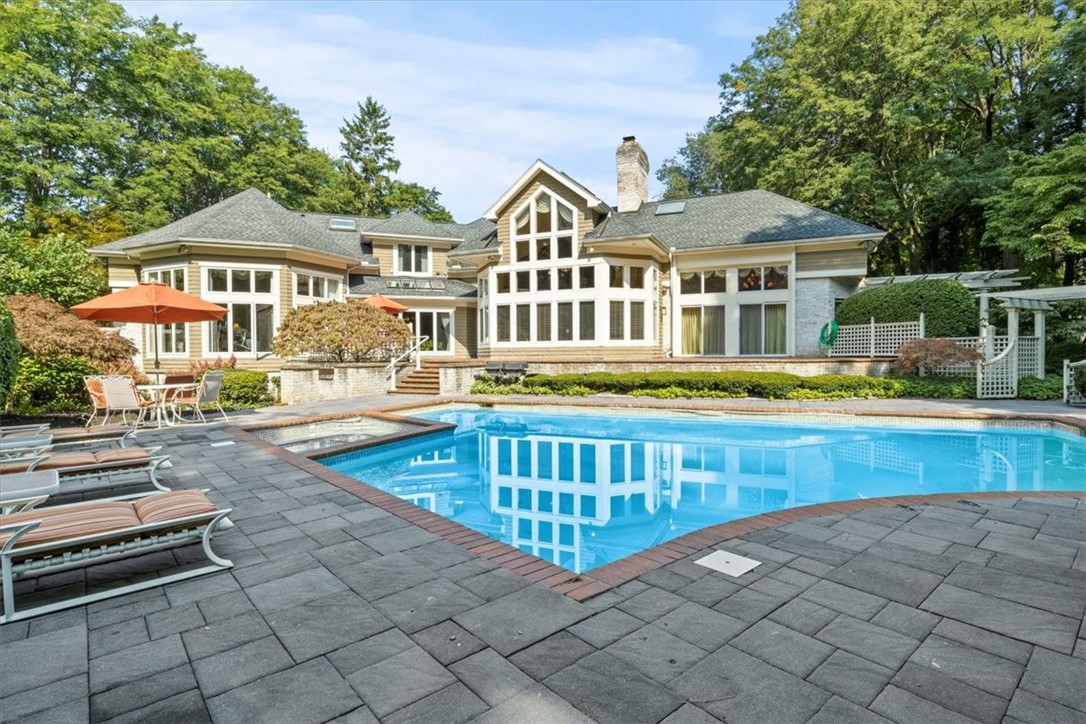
681,308,702,355
535,194,552,213
557,204,574,228
704,270,727,294
703,305,726,355
740,304,762,354
680,272,701,295
398,246,410,272
765,304,787,354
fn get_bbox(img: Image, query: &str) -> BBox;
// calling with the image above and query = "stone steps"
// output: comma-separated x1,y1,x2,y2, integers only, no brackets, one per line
391,368,440,395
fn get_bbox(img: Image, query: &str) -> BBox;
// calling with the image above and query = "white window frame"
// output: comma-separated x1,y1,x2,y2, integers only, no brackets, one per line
293,270,343,306
200,262,280,358
399,308,455,355
395,244,431,275
143,265,189,357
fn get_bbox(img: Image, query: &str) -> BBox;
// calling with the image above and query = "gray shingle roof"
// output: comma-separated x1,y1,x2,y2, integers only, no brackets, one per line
365,211,464,240
94,188,365,259
587,190,884,249
348,275,477,298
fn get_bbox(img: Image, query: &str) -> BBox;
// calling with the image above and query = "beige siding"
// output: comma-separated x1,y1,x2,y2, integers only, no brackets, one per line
455,306,477,358
796,247,868,274
107,263,140,286
494,172,598,262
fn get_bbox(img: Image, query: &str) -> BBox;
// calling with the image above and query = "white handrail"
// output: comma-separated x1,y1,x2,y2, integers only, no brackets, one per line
387,336,429,391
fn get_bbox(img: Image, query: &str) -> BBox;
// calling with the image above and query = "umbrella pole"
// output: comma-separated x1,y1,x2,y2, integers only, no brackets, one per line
153,322,161,371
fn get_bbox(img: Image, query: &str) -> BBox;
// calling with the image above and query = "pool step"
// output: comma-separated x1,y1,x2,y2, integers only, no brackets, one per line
391,368,440,395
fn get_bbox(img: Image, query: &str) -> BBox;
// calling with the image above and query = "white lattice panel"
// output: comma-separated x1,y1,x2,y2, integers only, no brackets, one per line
977,338,1018,399
1066,360,1086,405
828,320,922,357
1017,337,1040,378
834,440,922,476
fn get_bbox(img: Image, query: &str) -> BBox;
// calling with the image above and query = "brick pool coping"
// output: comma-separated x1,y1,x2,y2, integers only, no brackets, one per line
230,396,1086,602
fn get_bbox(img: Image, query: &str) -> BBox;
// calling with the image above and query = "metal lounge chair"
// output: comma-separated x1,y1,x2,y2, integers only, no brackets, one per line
0,424,137,448
100,376,157,427
172,370,228,424
0,488,233,623
0,444,171,492
83,375,110,427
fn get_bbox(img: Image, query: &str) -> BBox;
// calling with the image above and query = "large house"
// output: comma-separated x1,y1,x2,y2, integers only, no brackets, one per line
91,137,884,372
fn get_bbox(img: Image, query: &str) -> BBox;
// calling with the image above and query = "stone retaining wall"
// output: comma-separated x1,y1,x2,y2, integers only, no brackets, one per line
438,358,895,395
279,363,388,404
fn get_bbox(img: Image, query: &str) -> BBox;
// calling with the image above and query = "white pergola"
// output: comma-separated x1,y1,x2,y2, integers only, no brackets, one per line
985,285,1086,378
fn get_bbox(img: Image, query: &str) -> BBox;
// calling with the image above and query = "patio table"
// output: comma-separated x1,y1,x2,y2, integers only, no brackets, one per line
137,383,199,428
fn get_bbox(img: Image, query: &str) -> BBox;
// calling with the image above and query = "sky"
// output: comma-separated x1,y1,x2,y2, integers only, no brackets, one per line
120,1,788,221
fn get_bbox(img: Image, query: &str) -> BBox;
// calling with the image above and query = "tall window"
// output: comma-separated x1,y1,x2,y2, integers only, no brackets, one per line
511,191,575,263
396,245,430,274
145,267,187,354
204,267,276,355
681,306,726,355
402,310,452,352
740,303,787,355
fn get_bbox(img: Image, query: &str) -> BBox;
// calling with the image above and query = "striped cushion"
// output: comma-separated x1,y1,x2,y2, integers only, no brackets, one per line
35,452,97,470
0,502,140,548
93,448,151,464
134,490,218,525
0,460,34,475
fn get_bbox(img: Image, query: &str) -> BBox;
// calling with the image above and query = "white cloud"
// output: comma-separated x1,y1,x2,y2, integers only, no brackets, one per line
121,2,725,219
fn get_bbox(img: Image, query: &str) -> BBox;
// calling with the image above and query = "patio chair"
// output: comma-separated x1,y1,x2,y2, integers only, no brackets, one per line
83,376,110,427
100,376,157,427
0,445,171,492
0,488,233,623
172,370,228,424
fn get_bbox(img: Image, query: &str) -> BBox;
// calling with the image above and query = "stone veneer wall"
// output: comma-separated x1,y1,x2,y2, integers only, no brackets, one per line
280,363,389,404
439,357,895,395
794,277,859,356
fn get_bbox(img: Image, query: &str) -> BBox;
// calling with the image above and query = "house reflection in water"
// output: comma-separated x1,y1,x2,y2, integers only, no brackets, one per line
330,411,1083,575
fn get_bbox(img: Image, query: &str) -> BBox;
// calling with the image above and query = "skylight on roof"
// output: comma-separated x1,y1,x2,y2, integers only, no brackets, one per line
328,218,357,231
655,201,686,216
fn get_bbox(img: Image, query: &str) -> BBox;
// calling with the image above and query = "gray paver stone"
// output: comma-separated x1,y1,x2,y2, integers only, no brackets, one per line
449,648,535,707
617,586,687,622
411,620,487,665
604,624,707,683
90,664,197,721
544,650,684,724
828,553,944,606
327,628,415,677
180,611,273,661
932,619,1034,665
816,615,920,669
454,584,589,656
1019,648,1086,714
806,649,894,707
0,674,87,724
465,683,594,724
345,646,457,717
567,607,645,649
909,635,1024,698
870,685,983,724
654,601,748,652
373,577,485,634
659,703,723,723
265,589,391,661
730,618,834,677
891,661,1009,724
767,598,839,636
245,566,348,614
89,633,186,694
509,630,596,680
800,580,888,620
808,696,893,724
207,658,360,724
869,601,939,640
191,635,294,698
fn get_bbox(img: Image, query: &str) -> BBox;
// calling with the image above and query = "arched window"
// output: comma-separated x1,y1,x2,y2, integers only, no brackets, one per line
511,191,576,264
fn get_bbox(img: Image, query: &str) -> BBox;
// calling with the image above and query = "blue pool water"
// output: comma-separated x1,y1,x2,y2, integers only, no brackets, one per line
323,408,1086,574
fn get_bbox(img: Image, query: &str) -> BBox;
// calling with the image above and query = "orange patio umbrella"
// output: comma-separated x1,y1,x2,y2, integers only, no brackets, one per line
361,294,408,314
70,281,227,370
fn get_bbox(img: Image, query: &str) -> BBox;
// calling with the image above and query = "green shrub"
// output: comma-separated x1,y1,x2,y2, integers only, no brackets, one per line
893,376,975,399
837,280,978,337
10,356,97,412
220,369,272,406
0,298,18,407
1017,374,1065,400
1045,338,1086,374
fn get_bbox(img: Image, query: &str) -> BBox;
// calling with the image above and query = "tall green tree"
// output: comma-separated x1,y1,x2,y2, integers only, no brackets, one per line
658,0,1081,277
984,134,1086,284
0,229,107,306
322,97,453,221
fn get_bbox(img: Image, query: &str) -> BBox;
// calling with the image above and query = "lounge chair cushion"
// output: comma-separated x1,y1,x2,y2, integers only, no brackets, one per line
134,489,218,524
1,502,141,548
93,448,151,464
33,452,98,470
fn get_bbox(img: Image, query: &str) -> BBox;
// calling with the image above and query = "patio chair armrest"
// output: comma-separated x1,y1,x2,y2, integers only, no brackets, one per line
0,424,50,436
0,519,42,555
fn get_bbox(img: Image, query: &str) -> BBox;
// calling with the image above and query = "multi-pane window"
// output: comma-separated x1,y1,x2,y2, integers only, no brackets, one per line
511,191,575,264
609,301,624,340
537,269,551,291
739,266,788,291
579,266,595,289
496,273,510,294
145,268,187,354
740,303,787,355
516,270,530,292
679,270,727,294
630,302,645,340
681,305,726,355
402,311,453,352
204,267,276,355
516,304,531,342
295,273,339,302
537,304,552,341
610,265,624,288
396,245,430,274
557,303,573,341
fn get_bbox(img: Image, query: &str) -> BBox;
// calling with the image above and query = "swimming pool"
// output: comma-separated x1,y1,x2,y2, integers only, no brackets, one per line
322,407,1086,574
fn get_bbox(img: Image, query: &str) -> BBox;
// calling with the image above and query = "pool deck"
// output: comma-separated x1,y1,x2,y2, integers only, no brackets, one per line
2,395,1084,724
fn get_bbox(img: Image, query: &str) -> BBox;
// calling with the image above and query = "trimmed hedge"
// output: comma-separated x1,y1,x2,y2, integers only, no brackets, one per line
472,370,1063,401
1045,338,1086,374
220,369,272,406
836,279,978,338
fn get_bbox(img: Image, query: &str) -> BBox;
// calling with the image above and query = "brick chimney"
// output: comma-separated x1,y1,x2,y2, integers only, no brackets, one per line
616,136,648,213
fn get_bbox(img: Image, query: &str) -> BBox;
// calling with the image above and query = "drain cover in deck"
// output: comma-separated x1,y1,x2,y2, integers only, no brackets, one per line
695,550,762,577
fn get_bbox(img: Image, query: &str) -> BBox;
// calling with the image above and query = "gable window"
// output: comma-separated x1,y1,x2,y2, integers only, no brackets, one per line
396,244,430,274
203,266,277,355
145,267,187,354
511,191,577,264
